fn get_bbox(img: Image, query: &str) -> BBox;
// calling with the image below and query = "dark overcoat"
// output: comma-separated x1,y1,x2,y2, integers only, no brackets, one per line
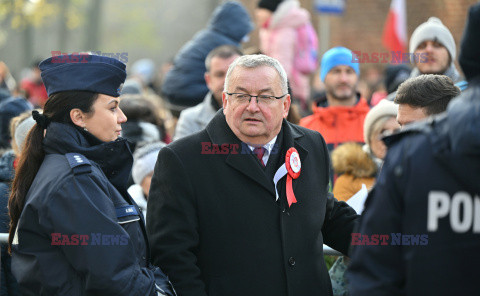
147,111,358,296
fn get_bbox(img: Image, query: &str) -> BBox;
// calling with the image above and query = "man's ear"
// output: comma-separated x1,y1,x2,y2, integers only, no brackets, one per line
222,92,228,114
70,108,86,128
204,72,211,88
283,94,291,118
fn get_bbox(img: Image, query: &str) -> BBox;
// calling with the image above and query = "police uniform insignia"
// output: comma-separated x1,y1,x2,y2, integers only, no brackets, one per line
65,153,92,175
117,83,124,96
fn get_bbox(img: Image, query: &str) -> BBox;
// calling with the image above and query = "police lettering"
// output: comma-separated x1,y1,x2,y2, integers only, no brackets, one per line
428,191,480,233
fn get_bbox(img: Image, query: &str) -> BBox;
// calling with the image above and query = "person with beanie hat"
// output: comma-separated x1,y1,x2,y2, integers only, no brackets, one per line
320,47,360,83
327,100,399,296
0,96,32,150
386,17,466,102
12,114,36,155
330,99,399,206
300,46,369,154
347,4,480,295
363,99,399,163
8,53,176,296
0,111,36,296
409,17,464,83
128,142,166,218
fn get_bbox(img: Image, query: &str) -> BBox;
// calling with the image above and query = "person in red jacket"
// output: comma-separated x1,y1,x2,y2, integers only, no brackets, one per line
20,60,48,108
300,47,369,152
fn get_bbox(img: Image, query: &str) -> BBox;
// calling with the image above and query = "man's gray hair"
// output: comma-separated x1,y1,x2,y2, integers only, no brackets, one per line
224,54,289,94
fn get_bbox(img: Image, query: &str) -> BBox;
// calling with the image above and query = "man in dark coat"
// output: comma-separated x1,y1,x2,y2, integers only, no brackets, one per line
347,3,480,295
148,54,358,296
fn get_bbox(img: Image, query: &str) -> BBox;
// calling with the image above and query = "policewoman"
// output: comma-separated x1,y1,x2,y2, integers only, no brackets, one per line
7,54,176,296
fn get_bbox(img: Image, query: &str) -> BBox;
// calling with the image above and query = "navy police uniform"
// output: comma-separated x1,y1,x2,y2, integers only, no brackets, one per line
12,123,174,295
347,3,480,294
347,79,480,295
11,54,175,296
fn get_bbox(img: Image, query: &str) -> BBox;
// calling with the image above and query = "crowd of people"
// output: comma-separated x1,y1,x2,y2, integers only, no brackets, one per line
0,0,479,295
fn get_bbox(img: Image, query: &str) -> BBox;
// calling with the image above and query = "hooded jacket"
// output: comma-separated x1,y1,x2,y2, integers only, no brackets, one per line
162,1,253,111
11,123,174,296
259,0,312,103
347,5,480,293
300,96,370,152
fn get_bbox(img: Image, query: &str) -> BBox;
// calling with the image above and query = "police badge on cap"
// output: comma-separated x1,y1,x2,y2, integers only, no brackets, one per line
39,54,127,97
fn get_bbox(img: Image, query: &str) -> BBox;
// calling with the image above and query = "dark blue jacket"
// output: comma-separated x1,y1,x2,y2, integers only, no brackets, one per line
161,1,253,110
0,150,20,296
11,123,175,296
0,150,14,234
347,79,480,296
0,97,33,148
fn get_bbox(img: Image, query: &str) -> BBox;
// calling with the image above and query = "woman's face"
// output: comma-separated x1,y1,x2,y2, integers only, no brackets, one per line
370,117,400,160
82,94,127,142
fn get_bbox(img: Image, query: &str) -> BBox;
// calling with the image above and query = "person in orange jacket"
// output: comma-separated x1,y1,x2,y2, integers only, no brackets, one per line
300,47,370,152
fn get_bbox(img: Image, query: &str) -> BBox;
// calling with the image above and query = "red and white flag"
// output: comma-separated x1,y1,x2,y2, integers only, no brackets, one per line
382,0,407,53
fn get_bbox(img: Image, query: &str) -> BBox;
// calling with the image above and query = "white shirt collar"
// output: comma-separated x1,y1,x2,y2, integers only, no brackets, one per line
247,136,278,166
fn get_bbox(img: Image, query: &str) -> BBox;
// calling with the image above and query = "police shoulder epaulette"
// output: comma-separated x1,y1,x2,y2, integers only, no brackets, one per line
65,153,92,175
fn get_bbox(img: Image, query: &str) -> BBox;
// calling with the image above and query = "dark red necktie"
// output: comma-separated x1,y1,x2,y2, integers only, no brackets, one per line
253,147,266,167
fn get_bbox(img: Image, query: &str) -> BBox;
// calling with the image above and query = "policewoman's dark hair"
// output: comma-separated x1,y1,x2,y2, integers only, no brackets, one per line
8,91,99,253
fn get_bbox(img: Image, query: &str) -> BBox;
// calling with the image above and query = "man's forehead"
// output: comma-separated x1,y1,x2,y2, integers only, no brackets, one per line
417,38,445,47
229,66,282,89
330,64,355,72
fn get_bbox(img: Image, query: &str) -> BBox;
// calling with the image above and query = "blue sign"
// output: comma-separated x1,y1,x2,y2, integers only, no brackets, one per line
315,0,345,14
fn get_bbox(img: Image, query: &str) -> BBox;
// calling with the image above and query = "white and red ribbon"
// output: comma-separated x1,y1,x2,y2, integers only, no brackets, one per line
273,147,301,207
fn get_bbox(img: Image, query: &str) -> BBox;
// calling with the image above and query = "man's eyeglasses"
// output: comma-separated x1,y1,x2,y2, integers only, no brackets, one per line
225,92,288,105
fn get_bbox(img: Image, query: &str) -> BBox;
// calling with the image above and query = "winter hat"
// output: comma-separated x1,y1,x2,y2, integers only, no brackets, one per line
131,59,155,86
363,99,398,145
121,79,143,95
14,115,36,152
0,97,33,149
320,47,360,82
132,141,166,185
257,0,283,12
459,3,480,81
409,17,456,65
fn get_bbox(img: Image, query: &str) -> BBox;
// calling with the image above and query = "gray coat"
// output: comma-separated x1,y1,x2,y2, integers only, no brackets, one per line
173,92,217,141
